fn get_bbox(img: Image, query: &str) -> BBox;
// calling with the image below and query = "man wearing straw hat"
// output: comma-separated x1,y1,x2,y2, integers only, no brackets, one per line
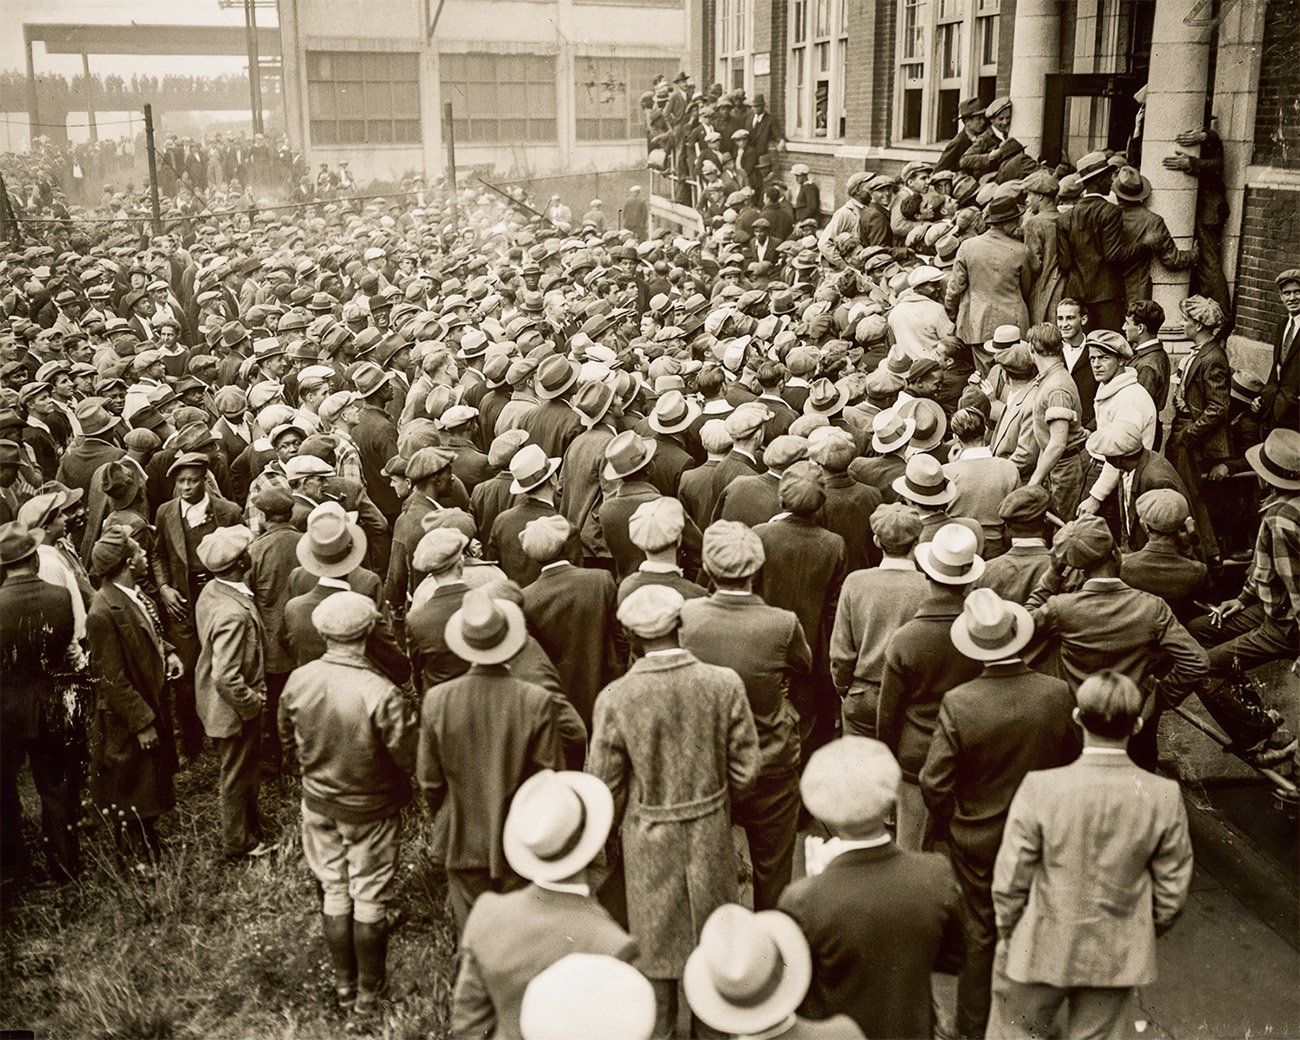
920,590,1078,1039
451,770,635,1039
418,586,567,930
280,590,418,1015
588,583,759,1038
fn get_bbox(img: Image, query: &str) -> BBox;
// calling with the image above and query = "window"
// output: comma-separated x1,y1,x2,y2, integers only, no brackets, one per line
892,0,1000,144
716,0,751,94
575,57,673,141
307,51,421,146
788,0,850,139
440,53,557,144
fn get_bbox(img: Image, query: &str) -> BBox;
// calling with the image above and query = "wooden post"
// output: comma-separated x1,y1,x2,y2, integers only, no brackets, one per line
444,99,458,233
144,104,163,236
245,0,265,135
82,53,98,143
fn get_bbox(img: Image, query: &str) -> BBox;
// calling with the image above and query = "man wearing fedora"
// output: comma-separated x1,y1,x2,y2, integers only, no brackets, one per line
519,356,583,460
780,737,960,1039
1058,152,1141,332
561,381,620,567
937,98,988,174
679,522,811,912
56,397,125,497
684,903,864,1040
601,431,689,583
646,390,702,497
878,523,984,851
991,672,1192,1040
1188,428,1300,766
588,584,759,1036
490,444,580,588
920,590,1078,1039
280,591,417,1015
1114,166,1195,308
349,361,402,523
86,525,183,864
1026,515,1208,770
418,586,567,929
0,521,83,883
451,770,635,1039
520,515,620,729
945,195,1033,375
194,524,272,861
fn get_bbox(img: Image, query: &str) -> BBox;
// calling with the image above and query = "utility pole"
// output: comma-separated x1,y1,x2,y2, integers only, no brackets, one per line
82,53,98,143
245,0,265,135
144,104,162,235
444,100,458,233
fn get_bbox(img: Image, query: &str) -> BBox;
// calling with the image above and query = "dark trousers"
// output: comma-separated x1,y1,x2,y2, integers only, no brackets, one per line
213,718,263,858
446,866,526,933
1187,604,1294,748
952,845,997,1039
0,729,81,880
735,768,800,910
261,671,289,782
165,607,204,759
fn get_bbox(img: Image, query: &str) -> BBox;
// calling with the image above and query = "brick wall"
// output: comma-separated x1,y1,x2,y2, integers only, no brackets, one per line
870,0,894,144
769,0,787,123
995,0,1016,98
1233,185,1298,342
1253,0,1300,169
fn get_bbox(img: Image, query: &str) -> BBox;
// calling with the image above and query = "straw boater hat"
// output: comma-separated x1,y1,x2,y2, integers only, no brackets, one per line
950,587,1034,662
503,770,614,882
684,904,813,1036
444,586,527,665
296,501,368,578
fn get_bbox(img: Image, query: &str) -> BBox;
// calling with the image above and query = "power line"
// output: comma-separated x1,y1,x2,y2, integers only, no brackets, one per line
0,117,142,128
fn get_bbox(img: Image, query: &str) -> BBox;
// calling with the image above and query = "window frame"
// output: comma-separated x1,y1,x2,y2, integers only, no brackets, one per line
439,52,559,145
891,0,1001,146
786,0,850,141
306,50,421,147
574,56,674,142
716,0,753,97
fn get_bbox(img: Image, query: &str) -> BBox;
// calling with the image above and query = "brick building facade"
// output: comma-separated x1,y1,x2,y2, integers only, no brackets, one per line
666,0,1296,365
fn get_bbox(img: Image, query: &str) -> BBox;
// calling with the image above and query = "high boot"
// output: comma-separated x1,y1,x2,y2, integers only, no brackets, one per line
352,919,390,1015
322,913,356,1007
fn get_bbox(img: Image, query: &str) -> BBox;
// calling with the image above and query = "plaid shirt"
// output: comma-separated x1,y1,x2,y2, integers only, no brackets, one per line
1241,492,1300,624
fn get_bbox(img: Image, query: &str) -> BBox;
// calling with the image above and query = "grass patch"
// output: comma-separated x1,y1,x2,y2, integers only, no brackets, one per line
1,753,458,1039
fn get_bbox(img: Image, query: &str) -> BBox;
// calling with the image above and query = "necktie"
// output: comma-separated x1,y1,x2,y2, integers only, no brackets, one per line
1284,317,1298,360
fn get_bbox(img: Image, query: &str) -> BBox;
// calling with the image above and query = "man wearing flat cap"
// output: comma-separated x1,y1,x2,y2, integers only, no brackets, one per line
153,451,244,760
1119,489,1208,622
920,590,1079,1038
679,521,812,910
1026,514,1208,769
280,591,417,1014
194,524,272,860
819,173,873,269
779,737,962,1039
588,584,759,1035
972,486,1054,605
387,446,458,613
520,514,620,729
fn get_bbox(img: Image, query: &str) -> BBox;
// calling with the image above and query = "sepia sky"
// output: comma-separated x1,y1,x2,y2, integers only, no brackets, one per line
6,0,279,79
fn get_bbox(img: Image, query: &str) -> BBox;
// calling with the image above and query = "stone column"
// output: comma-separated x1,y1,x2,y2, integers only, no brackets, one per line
1139,0,1212,330
1006,0,1058,161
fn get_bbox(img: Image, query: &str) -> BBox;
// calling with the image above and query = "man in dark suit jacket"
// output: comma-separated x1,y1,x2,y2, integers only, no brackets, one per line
489,446,581,588
793,165,821,225
1092,431,1189,552
350,372,401,520
0,522,81,880
1265,268,1300,433
780,737,962,1040
85,527,182,859
1057,154,1140,332
519,515,620,728
517,357,583,459
811,428,882,573
55,400,125,497
403,529,473,692
920,589,1079,1039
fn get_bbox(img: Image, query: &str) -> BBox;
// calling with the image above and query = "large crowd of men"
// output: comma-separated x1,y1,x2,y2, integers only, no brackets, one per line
0,85,1297,1038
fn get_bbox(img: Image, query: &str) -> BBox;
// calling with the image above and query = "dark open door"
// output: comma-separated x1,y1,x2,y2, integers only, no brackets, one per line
1041,72,1144,167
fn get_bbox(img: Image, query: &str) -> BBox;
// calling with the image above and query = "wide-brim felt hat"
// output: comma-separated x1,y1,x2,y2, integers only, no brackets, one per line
915,529,986,584
1246,428,1300,491
683,908,813,1036
649,392,702,435
898,397,947,451
950,594,1035,662
445,593,528,666
296,509,368,578
871,413,915,454
503,770,614,882
510,453,563,495
892,467,955,507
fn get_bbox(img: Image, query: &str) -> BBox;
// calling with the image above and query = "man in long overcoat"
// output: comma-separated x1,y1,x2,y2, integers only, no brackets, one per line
587,584,759,1039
